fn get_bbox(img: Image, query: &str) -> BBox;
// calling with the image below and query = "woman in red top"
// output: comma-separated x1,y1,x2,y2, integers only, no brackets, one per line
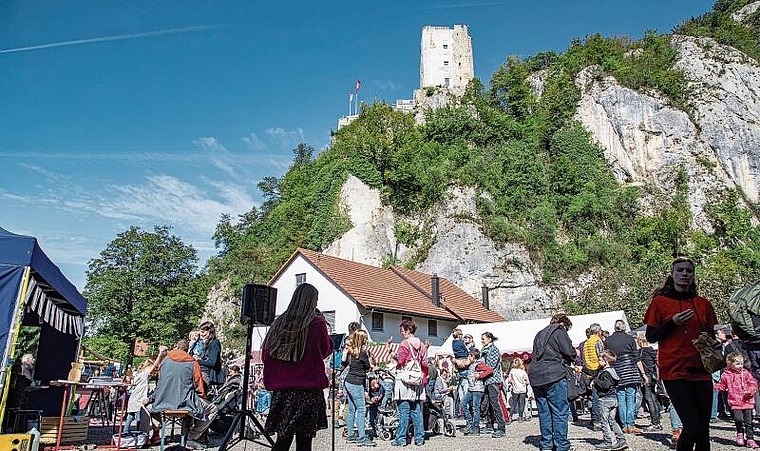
262,283,333,451
644,257,717,451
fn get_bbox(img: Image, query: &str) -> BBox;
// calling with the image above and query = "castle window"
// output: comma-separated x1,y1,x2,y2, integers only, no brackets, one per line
443,60,449,66
443,44,448,49
444,78,450,87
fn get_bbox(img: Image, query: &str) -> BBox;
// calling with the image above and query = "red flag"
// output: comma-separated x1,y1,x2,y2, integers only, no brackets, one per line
356,79,361,91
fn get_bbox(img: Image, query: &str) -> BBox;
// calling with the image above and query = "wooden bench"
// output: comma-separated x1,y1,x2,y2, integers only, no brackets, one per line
159,410,191,451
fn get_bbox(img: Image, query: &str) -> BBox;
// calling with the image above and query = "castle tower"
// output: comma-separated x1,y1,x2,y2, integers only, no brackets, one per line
419,25,474,96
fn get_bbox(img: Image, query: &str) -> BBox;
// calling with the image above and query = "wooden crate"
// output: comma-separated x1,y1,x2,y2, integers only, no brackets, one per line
39,416,88,444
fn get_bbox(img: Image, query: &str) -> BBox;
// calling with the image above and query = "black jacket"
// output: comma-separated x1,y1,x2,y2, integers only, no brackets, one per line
528,324,576,388
594,367,620,398
639,346,658,381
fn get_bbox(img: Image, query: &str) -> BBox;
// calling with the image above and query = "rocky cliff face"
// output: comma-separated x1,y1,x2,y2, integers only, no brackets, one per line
575,35,760,231
322,33,760,322
206,10,760,327
324,175,554,320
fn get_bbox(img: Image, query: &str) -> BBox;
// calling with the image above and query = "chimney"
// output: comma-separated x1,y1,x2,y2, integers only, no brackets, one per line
482,285,490,310
431,274,440,307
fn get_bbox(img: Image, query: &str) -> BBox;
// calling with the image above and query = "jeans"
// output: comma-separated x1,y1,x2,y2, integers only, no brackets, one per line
512,392,527,421
711,388,718,419
123,412,136,433
345,382,367,439
534,378,571,451
664,379,712,451
591,385,601,425
616,384,637,428
462,391,483,431
368,405,379,437
670,402,682,429
456,377,469,416
395,400,424,445
599,396,624,445
381,380,393,410
642,381,661,425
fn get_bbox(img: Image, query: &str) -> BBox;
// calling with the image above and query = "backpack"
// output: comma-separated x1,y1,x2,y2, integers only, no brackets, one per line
399,344,423,386
728,281,760,341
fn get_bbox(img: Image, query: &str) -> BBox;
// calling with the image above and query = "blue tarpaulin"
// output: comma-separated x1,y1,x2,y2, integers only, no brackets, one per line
0,227,88,417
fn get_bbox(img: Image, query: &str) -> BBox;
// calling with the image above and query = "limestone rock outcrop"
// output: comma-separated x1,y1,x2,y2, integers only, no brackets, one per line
575,35,760,230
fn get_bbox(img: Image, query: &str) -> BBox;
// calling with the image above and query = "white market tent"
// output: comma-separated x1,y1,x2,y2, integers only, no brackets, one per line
438,310,629,359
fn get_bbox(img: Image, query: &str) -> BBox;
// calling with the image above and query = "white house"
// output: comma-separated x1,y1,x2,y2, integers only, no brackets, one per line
249,248,504,358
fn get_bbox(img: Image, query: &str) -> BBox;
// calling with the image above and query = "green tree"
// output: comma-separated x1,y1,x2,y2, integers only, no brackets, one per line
84,226,206,365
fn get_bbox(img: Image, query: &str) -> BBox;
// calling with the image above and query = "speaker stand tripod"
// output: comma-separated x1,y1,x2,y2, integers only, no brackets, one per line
218,320,274,450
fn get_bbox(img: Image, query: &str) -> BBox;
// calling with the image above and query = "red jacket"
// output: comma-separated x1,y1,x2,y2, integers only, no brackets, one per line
715,367,758,410
262,314,333,391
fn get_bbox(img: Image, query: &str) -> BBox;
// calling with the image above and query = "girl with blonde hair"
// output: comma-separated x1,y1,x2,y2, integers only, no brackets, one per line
508,358,530,422
342,329,375,446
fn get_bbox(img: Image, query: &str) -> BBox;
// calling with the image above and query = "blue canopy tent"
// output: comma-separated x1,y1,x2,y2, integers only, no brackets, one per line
0,227,88,429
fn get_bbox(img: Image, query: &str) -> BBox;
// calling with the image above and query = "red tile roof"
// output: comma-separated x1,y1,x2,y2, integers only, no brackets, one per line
272,248,504,323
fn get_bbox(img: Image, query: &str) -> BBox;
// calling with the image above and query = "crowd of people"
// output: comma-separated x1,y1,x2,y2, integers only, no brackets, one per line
16,255,755,451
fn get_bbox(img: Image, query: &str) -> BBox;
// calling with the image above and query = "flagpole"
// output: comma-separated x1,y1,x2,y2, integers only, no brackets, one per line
348,92,352,116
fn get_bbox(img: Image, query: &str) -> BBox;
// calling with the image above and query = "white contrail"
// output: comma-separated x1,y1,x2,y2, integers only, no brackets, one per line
0,25,218,54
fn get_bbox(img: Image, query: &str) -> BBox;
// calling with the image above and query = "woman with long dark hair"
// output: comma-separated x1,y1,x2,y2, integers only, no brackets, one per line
197,321,223,389
262,283,333,451
644,257,717,451
480,331,507,437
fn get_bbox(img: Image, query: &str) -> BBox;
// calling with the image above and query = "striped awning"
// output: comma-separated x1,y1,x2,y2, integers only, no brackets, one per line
366,343,399,364
24,278,84,337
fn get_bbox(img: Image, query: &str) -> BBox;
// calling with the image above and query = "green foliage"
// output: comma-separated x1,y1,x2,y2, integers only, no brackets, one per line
84,226,207,365
678,0,760,62
14,326,40,359
207,1,760,330
83,334,130,363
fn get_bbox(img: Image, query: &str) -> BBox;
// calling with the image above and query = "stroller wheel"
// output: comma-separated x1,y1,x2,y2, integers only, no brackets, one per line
379,430,393,441
443,420,456,437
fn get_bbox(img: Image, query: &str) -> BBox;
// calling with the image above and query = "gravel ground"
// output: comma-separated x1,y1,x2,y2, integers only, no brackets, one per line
134,412,739,450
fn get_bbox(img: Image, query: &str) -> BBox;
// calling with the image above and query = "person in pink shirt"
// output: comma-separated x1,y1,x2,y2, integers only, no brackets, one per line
262,283,333,451
714,351,759,448
391,319,428,447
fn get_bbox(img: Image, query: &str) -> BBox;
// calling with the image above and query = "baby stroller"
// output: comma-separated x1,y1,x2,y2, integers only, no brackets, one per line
209,375,243,434
373,369,400,441
425,397,456,437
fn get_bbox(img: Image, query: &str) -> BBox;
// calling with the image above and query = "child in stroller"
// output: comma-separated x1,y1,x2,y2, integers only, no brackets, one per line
371,368,456,441
209,365,243,434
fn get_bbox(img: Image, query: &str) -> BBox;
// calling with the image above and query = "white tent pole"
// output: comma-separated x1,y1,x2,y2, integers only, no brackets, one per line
0,266,32,431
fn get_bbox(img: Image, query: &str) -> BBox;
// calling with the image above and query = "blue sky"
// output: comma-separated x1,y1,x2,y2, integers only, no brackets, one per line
0,0,715,290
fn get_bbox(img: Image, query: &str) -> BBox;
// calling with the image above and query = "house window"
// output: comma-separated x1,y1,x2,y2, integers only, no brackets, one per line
428,320,438,337
323,310,336,333
372,312,384,331
443,60,449,66
295,273,306,286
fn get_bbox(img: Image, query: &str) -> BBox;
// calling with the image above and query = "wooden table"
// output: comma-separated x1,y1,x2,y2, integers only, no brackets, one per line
50,380,128,451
